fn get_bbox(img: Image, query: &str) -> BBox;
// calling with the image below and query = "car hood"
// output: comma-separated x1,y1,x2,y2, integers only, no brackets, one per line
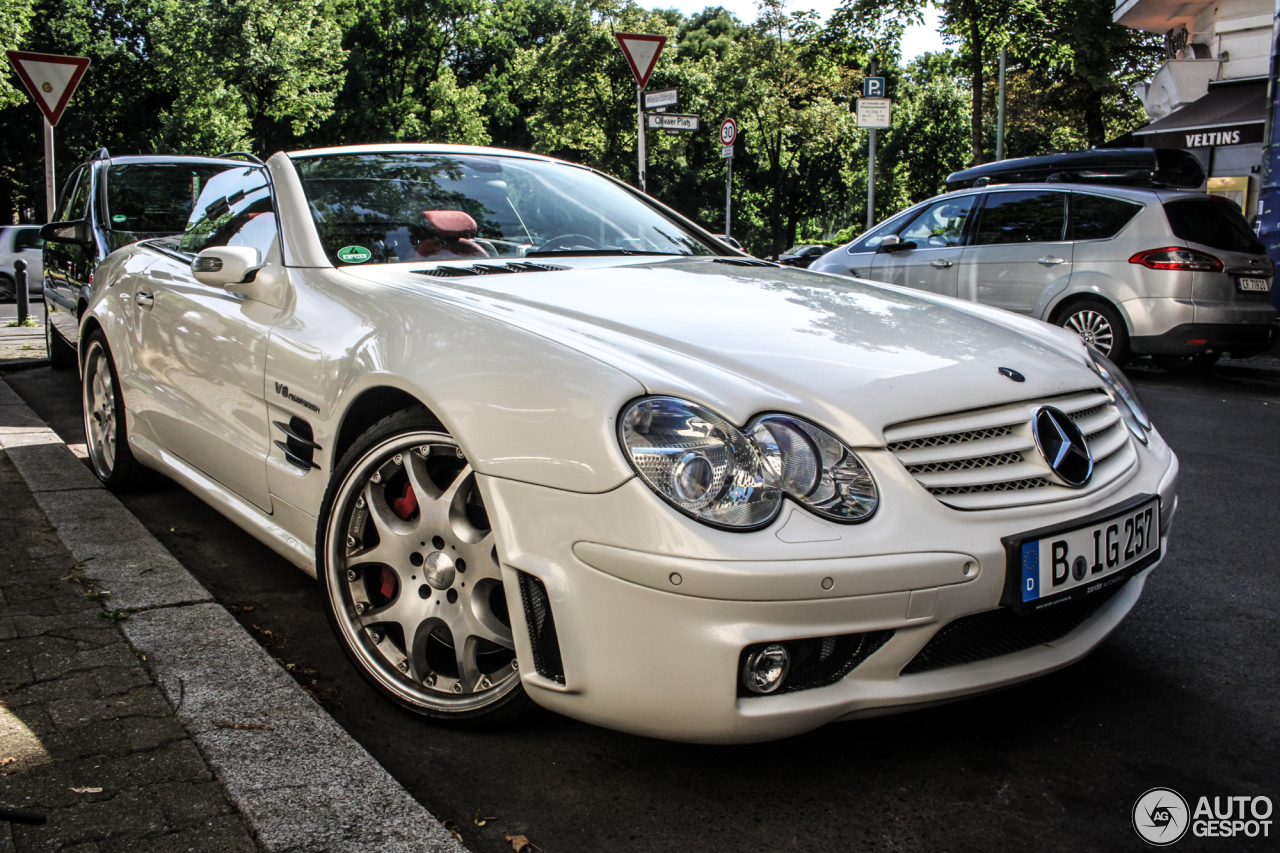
349,258,1099,446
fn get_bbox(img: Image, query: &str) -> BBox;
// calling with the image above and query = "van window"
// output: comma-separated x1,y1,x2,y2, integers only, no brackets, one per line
60,167,91,222
974,191,1067,245
898,196,974,248
1071,194,1143,240
847,208,918,252
1163,198,1264,254
107,164,231,233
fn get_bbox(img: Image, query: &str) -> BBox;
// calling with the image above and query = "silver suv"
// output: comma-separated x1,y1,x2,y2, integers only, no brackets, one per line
810,180,1277,367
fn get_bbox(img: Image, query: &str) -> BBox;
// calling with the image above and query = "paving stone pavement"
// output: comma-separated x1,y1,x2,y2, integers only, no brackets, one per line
0,448,261,852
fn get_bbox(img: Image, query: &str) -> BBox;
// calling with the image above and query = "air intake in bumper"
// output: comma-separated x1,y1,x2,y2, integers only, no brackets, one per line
517,571,565,684
900,581,1127,674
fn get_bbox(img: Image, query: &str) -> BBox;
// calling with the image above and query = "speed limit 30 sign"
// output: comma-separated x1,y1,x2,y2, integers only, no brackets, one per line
719,118,737,147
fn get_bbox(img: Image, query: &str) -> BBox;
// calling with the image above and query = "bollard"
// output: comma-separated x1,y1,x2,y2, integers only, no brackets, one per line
13,258,28,326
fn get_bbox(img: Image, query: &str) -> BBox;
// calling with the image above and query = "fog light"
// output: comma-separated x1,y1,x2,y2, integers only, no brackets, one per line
742,643,790,694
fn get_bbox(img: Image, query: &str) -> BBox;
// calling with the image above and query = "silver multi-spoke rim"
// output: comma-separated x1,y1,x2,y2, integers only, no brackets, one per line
1063,309,1114,356
325,432,518,711
82,342,117,480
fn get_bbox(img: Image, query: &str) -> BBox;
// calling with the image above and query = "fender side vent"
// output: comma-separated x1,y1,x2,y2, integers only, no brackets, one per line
517,570,565,684
712,258,778,268
413,262,568,278
273,417,321,471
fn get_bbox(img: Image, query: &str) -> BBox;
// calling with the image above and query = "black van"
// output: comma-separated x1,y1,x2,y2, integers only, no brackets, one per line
41,149,255,367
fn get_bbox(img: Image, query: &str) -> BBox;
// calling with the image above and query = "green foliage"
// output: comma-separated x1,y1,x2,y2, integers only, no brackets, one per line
0,0,1163,252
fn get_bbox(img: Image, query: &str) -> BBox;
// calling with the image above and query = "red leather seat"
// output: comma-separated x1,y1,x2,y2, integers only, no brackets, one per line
416,210,488,260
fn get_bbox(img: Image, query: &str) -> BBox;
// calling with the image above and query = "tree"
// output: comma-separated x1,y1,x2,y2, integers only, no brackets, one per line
151,0,347,156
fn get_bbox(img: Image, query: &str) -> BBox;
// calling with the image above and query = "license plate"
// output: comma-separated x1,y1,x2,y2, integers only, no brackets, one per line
1003,496,1161,615
1237,277,1271,292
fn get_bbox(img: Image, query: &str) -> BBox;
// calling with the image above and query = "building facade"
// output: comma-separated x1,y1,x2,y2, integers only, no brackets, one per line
1114,0,1277,217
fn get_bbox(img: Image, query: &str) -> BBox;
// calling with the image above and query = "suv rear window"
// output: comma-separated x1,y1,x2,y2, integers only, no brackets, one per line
1163,198,1264,254
1071,193,1143,240
106,164,231,233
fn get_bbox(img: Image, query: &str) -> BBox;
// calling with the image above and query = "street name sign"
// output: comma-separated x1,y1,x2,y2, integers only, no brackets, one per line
5,50,91,125
644,87,678,110
647,113,699,132
615,33,666,89
863,76,885,98
856,98,892,129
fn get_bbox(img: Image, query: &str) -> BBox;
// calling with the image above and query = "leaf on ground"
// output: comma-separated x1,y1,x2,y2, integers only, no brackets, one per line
474,807,498,826
84,589,111,601
442,820,464,842
100,610,129,622
211,720,272,731
506,835,542,852
0,757,15,767
70,786,103,793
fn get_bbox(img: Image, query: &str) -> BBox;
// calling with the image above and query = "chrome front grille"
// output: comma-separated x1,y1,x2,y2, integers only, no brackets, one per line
884,390,1137,510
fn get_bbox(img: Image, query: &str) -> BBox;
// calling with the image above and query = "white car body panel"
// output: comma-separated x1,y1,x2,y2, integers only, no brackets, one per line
80,145,1180,742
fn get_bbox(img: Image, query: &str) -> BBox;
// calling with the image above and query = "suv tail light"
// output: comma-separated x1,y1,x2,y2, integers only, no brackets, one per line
1129,247,1223,272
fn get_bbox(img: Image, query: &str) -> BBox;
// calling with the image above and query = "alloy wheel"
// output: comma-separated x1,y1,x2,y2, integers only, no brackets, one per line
324,432,519,711
82,342,118,480
1062,309,1114,357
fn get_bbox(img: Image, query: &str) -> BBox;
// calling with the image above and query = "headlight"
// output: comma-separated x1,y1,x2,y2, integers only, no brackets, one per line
619,397,878,530
1085,346,1151,443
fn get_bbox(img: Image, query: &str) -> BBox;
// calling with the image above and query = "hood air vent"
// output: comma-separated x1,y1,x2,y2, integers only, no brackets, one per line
413,262,568,278
712,258,778,268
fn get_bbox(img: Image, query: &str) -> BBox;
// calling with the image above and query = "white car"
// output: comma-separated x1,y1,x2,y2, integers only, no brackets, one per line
79,144,1178,743
0,224,44,300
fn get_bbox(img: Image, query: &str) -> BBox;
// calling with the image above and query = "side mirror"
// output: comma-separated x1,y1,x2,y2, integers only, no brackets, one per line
40,220,92,245
192,246,261,288
877,235,917,253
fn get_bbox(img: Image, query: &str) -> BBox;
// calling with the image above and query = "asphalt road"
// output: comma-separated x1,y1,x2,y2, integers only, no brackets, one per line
3,359,1277,853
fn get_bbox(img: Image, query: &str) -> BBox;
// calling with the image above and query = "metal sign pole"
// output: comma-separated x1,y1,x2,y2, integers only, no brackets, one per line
43,117,55,221
636,85,647,192
726,157,732,238
996,48,1007,161
866,59,877,229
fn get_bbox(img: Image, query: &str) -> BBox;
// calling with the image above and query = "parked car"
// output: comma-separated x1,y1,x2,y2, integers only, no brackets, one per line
810,151,1278,369
0,225,44,300
80,144,1177,743
40,148,258,367
777,244,831,268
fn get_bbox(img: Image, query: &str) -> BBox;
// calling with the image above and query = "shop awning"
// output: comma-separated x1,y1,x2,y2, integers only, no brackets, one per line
1131,79,1267,149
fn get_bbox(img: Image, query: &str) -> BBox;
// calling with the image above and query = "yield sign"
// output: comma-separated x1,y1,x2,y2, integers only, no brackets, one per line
6,51,91,125
614,33,666,89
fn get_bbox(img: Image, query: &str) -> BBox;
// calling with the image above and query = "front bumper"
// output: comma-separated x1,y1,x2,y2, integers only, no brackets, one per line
483,435,1179,743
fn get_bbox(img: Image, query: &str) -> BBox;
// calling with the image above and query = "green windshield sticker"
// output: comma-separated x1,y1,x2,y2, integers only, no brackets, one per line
337,245,372,264
111,214,127,224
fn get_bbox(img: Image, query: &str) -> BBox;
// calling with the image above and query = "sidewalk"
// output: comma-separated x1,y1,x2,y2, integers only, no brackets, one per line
0,379,465,851
0,302,45,369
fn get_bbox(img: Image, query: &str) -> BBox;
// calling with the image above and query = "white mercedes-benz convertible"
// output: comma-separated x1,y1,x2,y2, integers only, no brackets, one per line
79,144,1178,743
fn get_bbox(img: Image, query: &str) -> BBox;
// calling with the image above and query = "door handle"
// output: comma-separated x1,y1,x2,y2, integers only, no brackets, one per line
930,260,954,269
135,291,154,309
1038,256,1066,265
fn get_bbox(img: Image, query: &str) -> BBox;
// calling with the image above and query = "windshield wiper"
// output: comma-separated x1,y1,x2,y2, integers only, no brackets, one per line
524,248,678,258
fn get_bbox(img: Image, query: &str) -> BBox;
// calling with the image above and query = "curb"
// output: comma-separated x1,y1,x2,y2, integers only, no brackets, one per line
0,378,467,853
0,358,51,372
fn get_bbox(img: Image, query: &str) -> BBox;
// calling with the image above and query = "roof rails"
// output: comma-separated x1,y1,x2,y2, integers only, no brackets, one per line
217,151,265,164
944,149,1205,193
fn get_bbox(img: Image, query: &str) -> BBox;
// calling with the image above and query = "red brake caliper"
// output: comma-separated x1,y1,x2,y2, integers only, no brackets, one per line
380,482,418,601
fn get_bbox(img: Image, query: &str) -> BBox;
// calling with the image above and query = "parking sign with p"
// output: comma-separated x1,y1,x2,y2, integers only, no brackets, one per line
863,76,885,98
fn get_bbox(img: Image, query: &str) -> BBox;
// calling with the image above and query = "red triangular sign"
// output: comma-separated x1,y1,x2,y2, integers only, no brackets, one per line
6,51,91,126
614,33,666,89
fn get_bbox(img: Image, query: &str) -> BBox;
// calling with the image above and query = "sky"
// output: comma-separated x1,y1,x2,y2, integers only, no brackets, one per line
644,1,948,62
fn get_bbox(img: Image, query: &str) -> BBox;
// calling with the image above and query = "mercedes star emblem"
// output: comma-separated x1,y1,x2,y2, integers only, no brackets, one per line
1031,406,1093,487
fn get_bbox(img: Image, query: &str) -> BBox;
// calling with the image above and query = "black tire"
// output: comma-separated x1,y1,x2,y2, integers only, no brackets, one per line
81,330,146,490
46,316,77,369
317,407,535,729
1155,352,1220,373
1053,299,1131,366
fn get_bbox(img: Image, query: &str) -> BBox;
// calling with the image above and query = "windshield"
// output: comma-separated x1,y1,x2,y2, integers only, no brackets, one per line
292,152,718,266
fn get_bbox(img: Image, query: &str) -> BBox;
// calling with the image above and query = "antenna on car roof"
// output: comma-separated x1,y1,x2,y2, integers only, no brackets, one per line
90,147,110,161
217,151,265,165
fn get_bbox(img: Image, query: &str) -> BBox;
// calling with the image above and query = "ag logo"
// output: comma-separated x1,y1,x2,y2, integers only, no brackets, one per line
1133,787,1190,846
